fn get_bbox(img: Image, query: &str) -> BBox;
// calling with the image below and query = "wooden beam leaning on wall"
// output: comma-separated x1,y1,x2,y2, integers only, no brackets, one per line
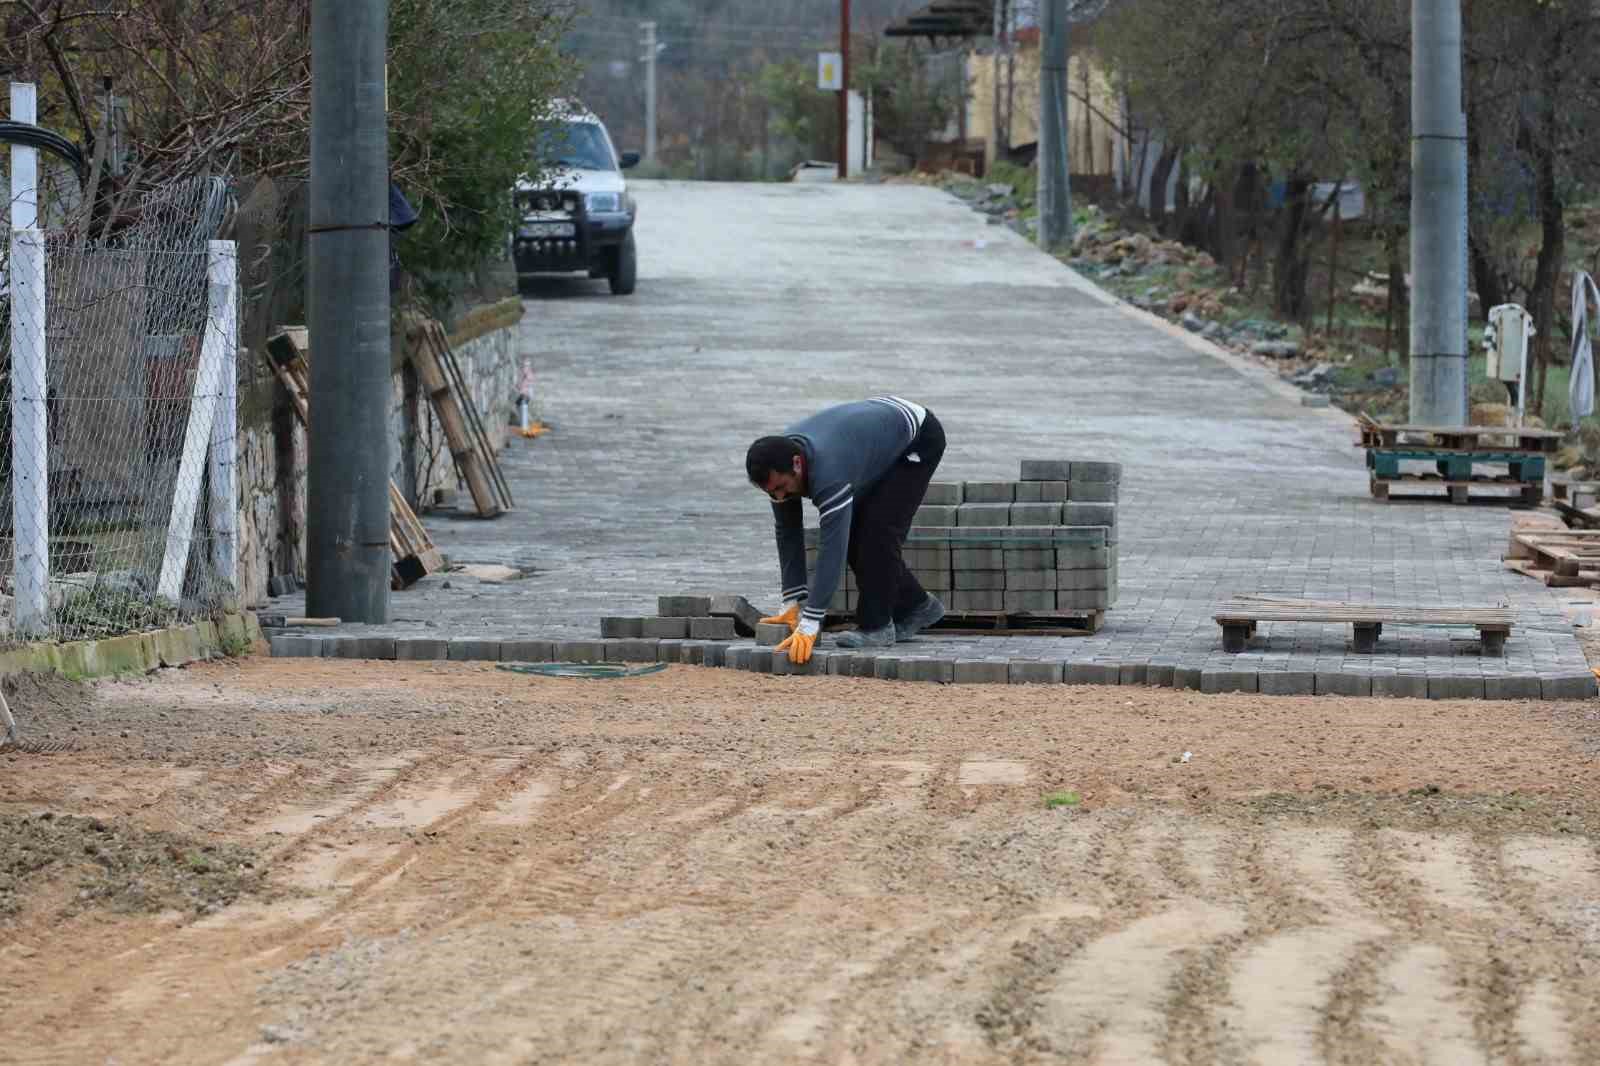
262,327,445,590
404,318,514,518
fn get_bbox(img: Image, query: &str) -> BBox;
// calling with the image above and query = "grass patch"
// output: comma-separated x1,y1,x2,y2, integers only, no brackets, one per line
54,587,179,642
1044,791,1081,809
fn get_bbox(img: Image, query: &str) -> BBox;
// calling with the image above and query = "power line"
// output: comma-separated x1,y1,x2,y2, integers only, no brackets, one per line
573,13,840,37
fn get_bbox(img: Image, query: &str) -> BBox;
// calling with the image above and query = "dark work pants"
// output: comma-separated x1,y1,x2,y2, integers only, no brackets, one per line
847,411,946,630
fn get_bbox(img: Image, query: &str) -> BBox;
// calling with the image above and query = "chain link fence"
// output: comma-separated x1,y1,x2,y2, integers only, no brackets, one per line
2,175,240,645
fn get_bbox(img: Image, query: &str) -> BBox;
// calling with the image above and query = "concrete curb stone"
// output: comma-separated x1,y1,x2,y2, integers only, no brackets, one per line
1009,660,1064,684
963,481,1015,503
1541,674,1598,699
1372,673,1428,698
1428,676,1485,700
657,595,711,617
1315,672,1371,697
500,639,555,662
1065,662,1119,685
755,623,789,646
1145,664,1176,688
600,617,644,638
1201,669,1258,694
953,659,1009,684
689,617,737,640
1258,671,1315,696
642,618,690,639
1019,459,1072,480
395,637,448,661
333,636,397,660
606,639,660,663
269,634,324,658
1484,676,1542,700
448,638,501,662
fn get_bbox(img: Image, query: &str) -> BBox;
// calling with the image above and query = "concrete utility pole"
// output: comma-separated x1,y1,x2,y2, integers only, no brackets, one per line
640,21,658,164
1410,0,1469,425
307,0,392,623
838,0,851,179
9,83,48,637
1036,0,1073,250
990,0,1004,168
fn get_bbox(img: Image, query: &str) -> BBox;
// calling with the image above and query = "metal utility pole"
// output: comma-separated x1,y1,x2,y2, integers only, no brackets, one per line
838,0,851,179
640,21,658,164
307,0,392,623
1410,0,1468,425
1036,0,1073,250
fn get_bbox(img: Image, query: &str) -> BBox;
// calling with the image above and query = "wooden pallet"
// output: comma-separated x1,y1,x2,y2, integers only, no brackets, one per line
1369,473,1542,505
1505,529,1600,581
1215,596,1512,655
1357,422,1562,454
410,320,513,517
1554,500,1600,530
1551,476,1600,502
825,609,1104,636
263,328,445,590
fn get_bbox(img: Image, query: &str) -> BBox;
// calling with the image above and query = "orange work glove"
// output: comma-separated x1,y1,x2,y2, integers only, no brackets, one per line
758,601,801,632
776,627,817,665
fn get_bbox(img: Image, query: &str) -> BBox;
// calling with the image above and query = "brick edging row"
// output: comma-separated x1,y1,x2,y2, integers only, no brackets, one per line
266,633,1597,701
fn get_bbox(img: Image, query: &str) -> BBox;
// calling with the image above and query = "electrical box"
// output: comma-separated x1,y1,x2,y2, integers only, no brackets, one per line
1485,304,1534,383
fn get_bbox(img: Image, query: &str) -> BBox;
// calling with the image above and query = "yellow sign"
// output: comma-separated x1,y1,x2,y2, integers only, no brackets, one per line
818,51,842,91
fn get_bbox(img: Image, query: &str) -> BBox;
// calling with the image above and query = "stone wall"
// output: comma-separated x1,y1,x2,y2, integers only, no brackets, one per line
235,299,524,606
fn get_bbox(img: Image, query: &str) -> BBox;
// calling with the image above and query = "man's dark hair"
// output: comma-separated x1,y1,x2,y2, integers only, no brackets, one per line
746,435,801,485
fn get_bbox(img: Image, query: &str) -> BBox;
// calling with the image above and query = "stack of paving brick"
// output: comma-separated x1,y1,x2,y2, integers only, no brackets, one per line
805,459,1120,622
592,594,760,664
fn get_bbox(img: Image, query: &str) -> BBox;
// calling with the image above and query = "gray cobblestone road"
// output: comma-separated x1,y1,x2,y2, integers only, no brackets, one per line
271,180,1595,695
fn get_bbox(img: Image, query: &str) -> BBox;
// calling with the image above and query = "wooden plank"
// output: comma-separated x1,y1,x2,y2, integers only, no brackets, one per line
409,321,505,518
1371,423,1563,439
1504,558,1594,587
1215,598,1511,626
430,325,515,510
263,326,445,589
825,609,1104,634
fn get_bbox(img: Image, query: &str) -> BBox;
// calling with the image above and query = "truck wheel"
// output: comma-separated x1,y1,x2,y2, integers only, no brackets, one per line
608,231,637,296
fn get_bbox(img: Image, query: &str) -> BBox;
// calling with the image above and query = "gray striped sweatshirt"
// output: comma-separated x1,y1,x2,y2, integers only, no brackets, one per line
771,396,927,626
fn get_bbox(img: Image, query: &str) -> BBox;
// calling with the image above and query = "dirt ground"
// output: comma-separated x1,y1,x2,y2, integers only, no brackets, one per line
3,655,1599,1065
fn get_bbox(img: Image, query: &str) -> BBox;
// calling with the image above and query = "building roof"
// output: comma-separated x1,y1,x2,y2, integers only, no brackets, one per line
884,0,996,40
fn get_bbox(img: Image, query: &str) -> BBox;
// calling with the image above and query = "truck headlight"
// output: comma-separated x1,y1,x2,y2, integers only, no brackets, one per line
585,192,623,214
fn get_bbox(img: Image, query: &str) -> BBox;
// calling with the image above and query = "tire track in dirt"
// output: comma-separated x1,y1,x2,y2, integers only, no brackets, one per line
951,809,1218,1062
33,749,575,1065
1031,815,1245,1063
1209,826,1389,1066
1348,830,1504,1066
251,757,943,1061
251,753,1068,1062
1488,835,1600,1064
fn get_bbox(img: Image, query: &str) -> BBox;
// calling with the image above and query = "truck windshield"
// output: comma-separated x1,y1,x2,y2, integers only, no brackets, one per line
534,122,616,171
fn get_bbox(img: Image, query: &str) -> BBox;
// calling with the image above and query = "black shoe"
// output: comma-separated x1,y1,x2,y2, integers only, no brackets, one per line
894,594,946,641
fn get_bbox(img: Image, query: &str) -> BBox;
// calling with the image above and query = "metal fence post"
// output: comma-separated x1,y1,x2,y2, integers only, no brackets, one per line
205,240,239,599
